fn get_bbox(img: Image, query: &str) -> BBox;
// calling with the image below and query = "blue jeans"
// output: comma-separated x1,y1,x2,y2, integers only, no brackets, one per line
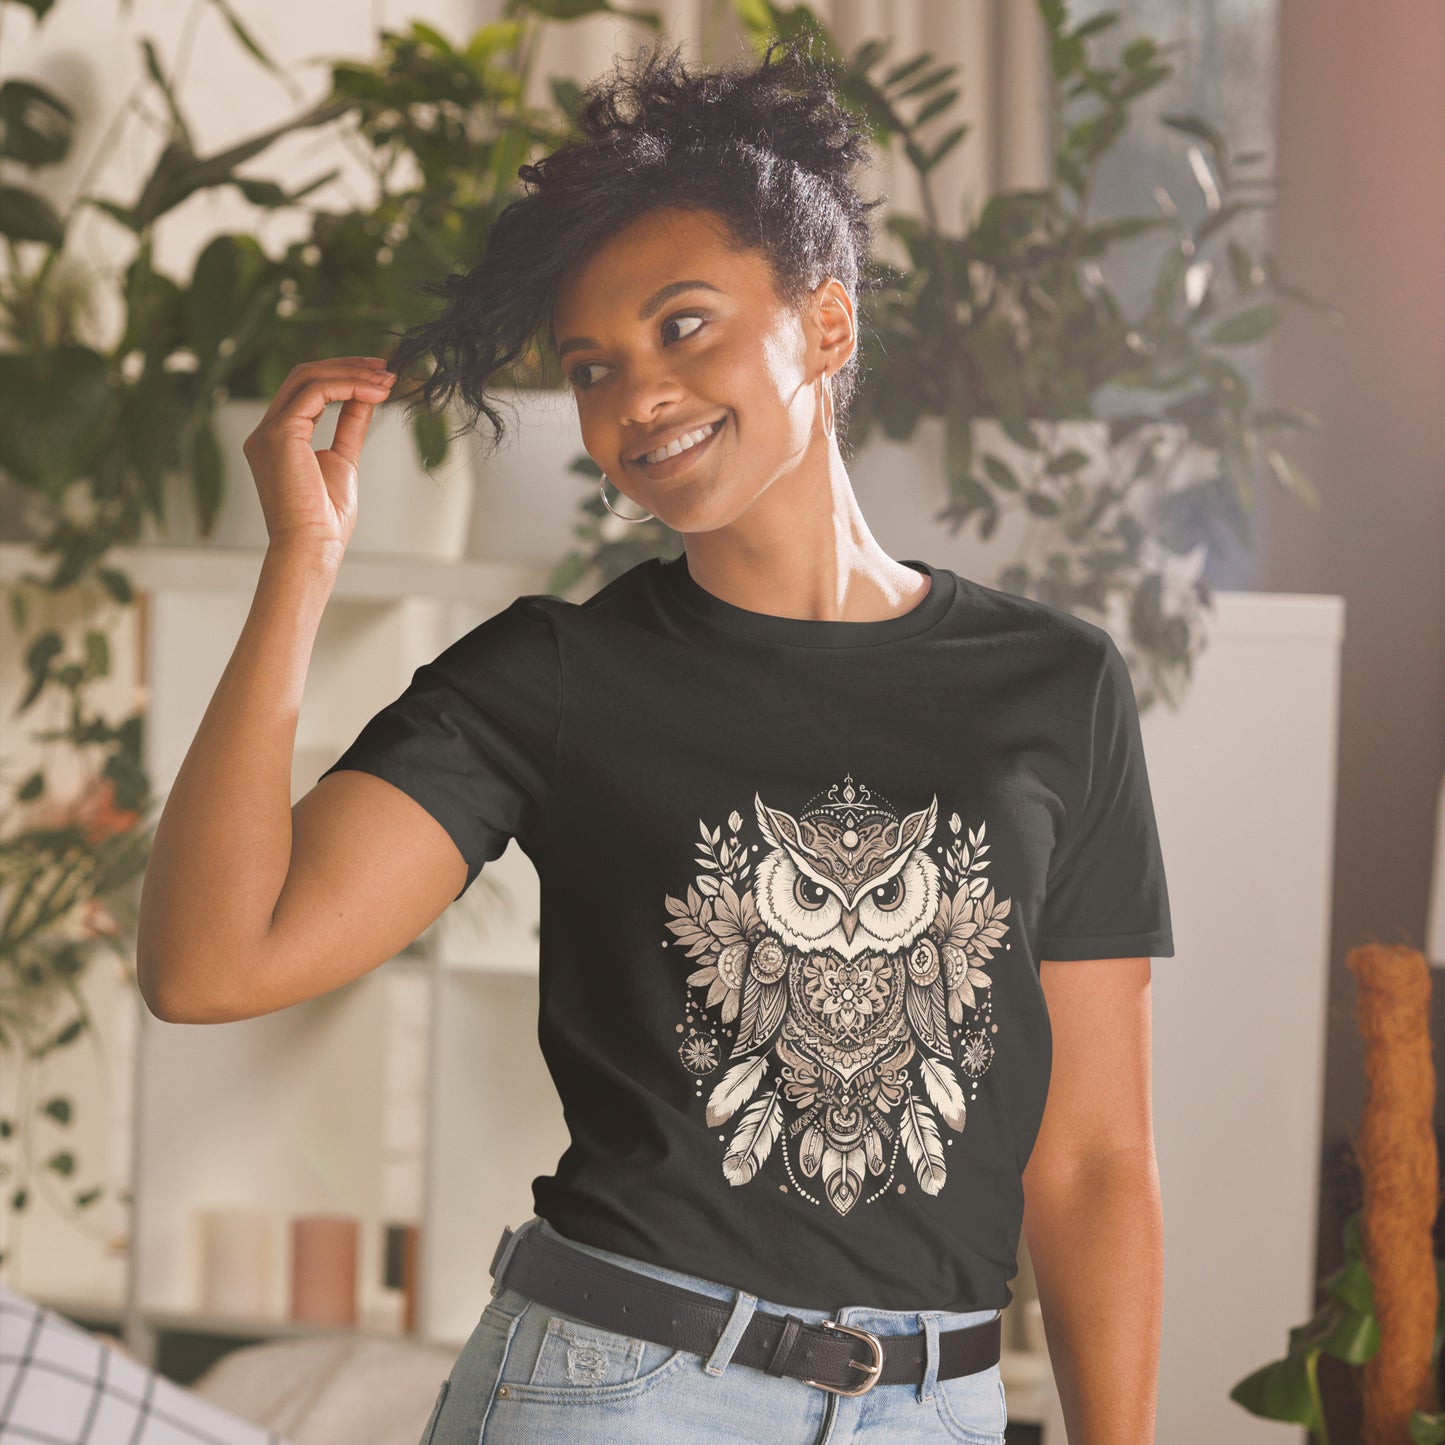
420,1215,1008,1444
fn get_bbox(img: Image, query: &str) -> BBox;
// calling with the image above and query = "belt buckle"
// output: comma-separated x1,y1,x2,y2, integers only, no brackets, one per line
802,1319,884,1397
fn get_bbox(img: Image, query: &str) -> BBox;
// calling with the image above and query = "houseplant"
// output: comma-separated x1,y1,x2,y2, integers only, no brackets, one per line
171,7,627,554
1229,1207,1444,1443
549,0,1340,714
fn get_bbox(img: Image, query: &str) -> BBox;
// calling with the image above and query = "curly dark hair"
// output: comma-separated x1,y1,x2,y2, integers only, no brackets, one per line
383,28,887,462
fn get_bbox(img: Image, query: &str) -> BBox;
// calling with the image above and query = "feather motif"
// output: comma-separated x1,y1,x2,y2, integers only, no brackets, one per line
733,975,787,1055
906,976,951,1054
722,1089,784,1185
705,1054,768,1126
918,1054,968,1132
900,1092,948,1195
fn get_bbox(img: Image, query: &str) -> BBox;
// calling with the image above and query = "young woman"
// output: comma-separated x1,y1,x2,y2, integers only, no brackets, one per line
137,32,1173,1445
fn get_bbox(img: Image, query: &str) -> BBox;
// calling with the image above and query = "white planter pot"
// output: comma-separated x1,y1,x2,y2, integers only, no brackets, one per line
139,397,476,561
464,386,593,564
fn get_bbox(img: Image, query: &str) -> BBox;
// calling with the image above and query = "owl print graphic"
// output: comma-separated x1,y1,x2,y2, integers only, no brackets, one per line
665,773,1011,1216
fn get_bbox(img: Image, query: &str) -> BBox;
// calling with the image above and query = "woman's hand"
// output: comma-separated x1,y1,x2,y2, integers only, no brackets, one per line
241,355,398,556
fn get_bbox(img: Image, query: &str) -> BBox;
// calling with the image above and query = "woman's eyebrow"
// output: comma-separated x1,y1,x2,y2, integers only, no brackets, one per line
556,279,725,359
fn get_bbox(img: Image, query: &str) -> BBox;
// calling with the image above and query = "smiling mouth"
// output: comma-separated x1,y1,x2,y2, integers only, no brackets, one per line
631,414,727,467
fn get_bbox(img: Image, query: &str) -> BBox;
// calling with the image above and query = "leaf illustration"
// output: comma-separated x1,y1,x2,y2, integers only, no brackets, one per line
705,1054,769,1127
918,1053,968,1132
722,1089,784,1185
900,1092,948,1195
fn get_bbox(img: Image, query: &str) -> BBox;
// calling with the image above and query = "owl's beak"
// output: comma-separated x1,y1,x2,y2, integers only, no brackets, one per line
839,910,858,944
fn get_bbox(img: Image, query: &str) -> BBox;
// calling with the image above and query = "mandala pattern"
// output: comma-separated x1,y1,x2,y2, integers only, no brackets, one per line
664,774,1012,1216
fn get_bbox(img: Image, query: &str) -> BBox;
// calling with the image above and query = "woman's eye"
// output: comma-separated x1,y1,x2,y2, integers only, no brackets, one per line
568,312,707,391
662,313,706,343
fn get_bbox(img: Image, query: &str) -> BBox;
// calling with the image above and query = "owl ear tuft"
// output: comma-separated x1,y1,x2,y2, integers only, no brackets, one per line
900,795,939,853
755,790,788,850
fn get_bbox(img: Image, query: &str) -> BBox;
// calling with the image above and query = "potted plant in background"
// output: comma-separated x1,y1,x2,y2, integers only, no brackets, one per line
169,6,630,559
551,0,1340,714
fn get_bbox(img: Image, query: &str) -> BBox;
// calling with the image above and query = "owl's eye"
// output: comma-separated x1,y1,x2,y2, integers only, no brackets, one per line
793,874,832,911
870,876,904,911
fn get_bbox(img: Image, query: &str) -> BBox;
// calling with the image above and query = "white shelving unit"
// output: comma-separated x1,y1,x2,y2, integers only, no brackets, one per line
1,544,573,1368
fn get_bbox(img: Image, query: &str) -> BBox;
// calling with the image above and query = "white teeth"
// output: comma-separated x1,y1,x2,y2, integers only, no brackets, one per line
641,419,720,464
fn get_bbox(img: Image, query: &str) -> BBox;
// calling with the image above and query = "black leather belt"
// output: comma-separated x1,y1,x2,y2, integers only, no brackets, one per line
488,1222,1001,1397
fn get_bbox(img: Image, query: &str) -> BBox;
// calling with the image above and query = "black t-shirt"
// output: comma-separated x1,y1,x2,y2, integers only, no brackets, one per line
318,553,1174,1312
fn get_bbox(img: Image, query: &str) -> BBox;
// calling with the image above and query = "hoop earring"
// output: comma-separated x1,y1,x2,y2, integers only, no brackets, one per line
599,472,654,523
819,372,836,442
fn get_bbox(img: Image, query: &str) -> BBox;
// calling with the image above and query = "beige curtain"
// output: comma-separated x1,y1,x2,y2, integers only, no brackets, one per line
520,0,1050,246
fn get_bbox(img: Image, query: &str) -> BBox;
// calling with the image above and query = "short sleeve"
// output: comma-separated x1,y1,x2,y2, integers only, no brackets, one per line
316,595,561,902
1038,634,1175,960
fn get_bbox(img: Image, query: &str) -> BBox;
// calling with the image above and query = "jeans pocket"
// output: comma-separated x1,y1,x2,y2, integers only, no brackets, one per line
932,1362,1008,1445
497,1300,689,1404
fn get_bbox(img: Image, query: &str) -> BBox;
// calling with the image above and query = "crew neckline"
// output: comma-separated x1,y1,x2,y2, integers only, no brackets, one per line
656,553,957,649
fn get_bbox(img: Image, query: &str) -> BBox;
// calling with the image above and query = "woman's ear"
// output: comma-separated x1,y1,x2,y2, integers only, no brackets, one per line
810,275,856,375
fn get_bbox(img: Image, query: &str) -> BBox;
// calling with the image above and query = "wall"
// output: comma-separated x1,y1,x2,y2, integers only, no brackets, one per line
1265,0,1445,1434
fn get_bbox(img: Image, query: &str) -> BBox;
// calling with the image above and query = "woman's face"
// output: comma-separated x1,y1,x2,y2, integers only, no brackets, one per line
550,205,852,533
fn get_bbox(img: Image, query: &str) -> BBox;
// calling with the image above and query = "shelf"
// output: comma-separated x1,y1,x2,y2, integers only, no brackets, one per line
140,1305,414,1343
0,541,554,603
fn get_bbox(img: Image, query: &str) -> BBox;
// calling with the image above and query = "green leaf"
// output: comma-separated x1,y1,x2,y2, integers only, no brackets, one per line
190,412,225,538
0,183,65,246
882,53,932,89
1161,111,1230,184
1024,492,1062,517
41,1097,72,1125
1073,13,1121,40
209,0,286,79
412,406,451,470
96,567,135,605
1209,304,1283,346
1266,448,1320,506
922,124,969,172
1122,37,1160,69
913,90,959,130
1229,1350,1324,1428
852,38,891,73
0,346,111,495
1252,406,1321,433
1411,1410,1445,1444
1046,448,1091,475
981,453,1020,492
0,79,76,168
943,389,973,490
85,629,111,678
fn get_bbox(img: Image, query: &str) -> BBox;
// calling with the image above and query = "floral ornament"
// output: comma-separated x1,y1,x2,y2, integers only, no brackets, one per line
934,883,1011,1021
